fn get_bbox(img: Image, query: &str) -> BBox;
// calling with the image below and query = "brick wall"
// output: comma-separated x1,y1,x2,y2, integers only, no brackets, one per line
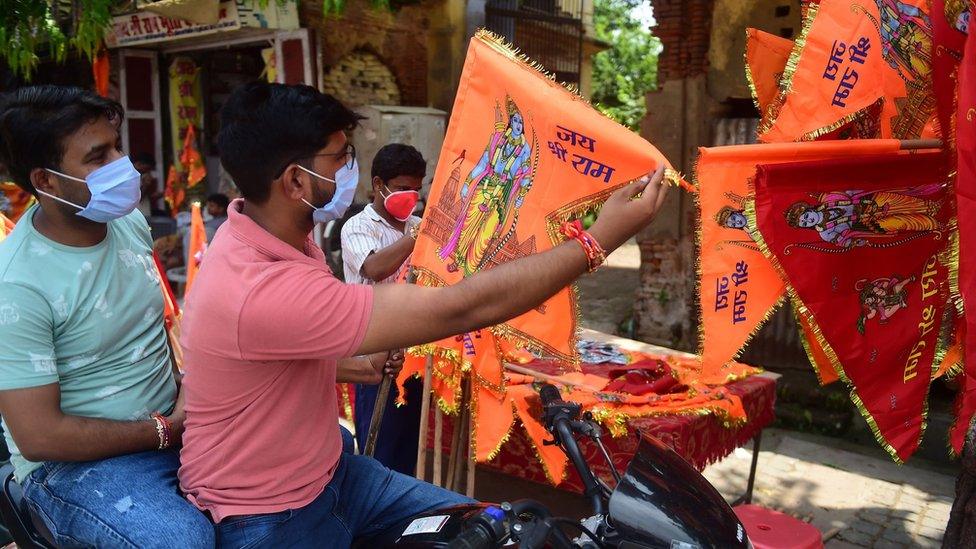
651,0,715,83
302,0,431,106
321,50,402,107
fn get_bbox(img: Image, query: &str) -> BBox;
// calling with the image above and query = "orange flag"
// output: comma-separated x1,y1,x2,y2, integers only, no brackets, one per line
180,124,207,188
93,46,110,98
413,30,674,364
759,0,935,142
745,28,794,119
185,202,207,295
406,30,675,462
696,139,903,384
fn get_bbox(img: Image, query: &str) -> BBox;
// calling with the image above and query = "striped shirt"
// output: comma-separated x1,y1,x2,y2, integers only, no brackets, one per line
340,204,420,285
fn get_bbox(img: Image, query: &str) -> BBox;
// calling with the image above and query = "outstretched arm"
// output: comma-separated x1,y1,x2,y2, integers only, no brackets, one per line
355,167,669,355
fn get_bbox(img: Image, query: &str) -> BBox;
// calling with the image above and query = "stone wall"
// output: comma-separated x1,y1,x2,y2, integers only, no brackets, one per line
633,0,804,351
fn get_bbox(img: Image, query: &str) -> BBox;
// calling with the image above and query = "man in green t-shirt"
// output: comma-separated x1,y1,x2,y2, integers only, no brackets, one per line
0,85,399,547
0,86,216,547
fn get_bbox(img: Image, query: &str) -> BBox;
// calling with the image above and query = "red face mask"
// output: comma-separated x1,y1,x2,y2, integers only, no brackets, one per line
381,186,420,221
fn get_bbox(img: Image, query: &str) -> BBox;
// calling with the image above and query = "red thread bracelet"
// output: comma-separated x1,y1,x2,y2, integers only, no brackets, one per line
151,412,172,450
560,220,606,272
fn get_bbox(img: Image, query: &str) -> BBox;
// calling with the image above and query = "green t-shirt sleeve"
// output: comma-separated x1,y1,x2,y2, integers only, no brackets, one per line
122,209,154,248
0,283,59,390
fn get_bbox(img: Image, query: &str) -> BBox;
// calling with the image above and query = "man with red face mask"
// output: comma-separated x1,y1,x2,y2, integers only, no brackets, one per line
340,143,424,474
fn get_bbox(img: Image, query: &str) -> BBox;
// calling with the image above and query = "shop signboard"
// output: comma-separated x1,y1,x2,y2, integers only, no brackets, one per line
106,1,240,47
105,0,298,48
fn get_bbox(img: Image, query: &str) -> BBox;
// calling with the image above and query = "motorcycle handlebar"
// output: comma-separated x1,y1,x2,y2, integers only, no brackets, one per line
538,384,606,517
447,525,494,549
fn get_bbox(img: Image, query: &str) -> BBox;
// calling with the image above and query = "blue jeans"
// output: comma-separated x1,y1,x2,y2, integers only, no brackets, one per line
216,452,474,548
22,449,215,548
354,377,422,475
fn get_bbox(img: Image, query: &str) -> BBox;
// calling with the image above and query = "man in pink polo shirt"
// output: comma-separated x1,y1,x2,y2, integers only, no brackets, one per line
178,82,669,548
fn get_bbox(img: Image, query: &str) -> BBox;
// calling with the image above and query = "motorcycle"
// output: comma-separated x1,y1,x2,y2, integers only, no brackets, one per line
0,382,751,548
364,383,752,548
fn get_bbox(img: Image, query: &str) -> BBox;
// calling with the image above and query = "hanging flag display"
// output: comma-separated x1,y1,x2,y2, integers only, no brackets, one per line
760,0,936,142
751,151,954,461
695,140,902,384
402,30,676,462
745,28,794,118
169,56,203,168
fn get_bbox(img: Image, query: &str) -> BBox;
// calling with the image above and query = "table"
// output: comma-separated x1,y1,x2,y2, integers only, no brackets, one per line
480,371,777,496
424,329,778,499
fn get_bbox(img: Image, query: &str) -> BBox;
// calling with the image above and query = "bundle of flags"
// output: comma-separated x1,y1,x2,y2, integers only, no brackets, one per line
696,0,974,462
165,124,207,215
396,30,679,464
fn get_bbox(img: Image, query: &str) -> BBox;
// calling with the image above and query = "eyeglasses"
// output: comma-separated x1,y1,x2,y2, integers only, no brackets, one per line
309,144,356,170
276,144,356,178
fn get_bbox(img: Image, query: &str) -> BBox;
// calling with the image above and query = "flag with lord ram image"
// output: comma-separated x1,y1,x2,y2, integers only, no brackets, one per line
395,30,678,463
695,139,904,385
749,151,956,461
759,0,938,142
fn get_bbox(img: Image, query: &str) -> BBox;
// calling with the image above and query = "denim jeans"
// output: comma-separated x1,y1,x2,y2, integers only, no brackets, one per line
22,449,215,548
216,452,474,548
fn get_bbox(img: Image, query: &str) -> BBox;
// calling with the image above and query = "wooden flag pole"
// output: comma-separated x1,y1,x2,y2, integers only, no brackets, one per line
363,373,392,457
415,355,434,479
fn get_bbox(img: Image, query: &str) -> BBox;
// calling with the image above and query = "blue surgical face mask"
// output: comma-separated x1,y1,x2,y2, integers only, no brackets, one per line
40,156,142,223
298,159,359,224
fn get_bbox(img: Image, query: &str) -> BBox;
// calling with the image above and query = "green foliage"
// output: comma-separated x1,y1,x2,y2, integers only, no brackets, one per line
0,1,68,78
591,0,662,131
0,0,419,78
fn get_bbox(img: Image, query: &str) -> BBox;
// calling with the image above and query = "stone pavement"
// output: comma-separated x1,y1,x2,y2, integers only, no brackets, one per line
576,237,641,334
702,429,956,548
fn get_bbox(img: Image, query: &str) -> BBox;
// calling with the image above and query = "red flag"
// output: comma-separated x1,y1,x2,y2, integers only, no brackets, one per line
930,0,970,143
950,17,975,455
185,202,208,295
752,151,954,462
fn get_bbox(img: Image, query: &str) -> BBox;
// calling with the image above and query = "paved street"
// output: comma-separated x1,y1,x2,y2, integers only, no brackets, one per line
575,249,958,548
702,429,955,548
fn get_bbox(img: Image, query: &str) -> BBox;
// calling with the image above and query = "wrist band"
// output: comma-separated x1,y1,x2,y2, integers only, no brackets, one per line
560,220,606,272
151,412,172,450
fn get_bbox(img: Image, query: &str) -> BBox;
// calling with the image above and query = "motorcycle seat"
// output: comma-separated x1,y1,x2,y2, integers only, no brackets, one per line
0,463,57,549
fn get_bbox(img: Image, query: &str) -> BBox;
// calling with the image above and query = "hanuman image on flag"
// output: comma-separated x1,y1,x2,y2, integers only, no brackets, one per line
439,96,536,275
784,184,944,249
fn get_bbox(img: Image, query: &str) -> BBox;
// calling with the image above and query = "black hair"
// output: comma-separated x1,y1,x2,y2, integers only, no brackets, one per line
0,85,124,195
217,82,363,203
371,143,426,183
206,193,230,210
132,151,156,167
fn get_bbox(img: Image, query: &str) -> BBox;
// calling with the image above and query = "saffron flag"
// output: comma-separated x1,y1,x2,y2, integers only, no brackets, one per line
760,0,936,142
405,30,675,462
950,15,974,455
696,140,902,384
745,28,794,118
0,212,13,243
180,124,207,188
185,202,207,295
93,46,110,98
751,152,954,461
